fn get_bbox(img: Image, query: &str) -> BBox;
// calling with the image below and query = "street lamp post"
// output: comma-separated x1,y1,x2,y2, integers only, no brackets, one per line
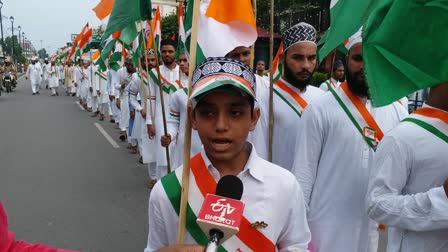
22,32,25,61
18,25,21,63
0,1,4,57
10,16,14,62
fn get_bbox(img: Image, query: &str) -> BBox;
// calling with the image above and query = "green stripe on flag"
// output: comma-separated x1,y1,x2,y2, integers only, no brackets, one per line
403,118,448,143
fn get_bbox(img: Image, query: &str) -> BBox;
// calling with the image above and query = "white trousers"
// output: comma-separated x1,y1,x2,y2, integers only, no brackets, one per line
51,87,58,95
98,102,108,115
31,82,40,93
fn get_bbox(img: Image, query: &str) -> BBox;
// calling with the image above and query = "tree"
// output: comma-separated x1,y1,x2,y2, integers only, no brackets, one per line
256,0,330,34
161,12,178,39
38,48,49,59
3,36,26,63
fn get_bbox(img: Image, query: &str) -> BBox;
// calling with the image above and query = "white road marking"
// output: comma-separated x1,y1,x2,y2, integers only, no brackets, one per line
75,101,85,111
17,75,26,81
94,122,120,149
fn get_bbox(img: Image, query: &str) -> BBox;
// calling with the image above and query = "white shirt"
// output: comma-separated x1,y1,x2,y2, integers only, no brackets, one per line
146,144,311,252
291,91,408,252
366,104,448,252
319,78,340,92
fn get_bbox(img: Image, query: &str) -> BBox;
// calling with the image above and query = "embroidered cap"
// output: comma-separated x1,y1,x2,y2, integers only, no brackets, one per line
190,57,256,105
282,22,317,52
345,28,362,51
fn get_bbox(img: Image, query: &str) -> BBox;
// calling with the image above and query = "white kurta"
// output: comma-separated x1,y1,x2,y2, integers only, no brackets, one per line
64,66,75,89
96,70,109,104
258,78,324,170
319,78,341,92
117,67,133,131
366,104,448,252
80,67,90,100
146,145,311,252
47,64,59,88
74,65,83,97
167,86,202,169
87,65,98,97
26,64,42,85
291,90,408,252
146,65,179,168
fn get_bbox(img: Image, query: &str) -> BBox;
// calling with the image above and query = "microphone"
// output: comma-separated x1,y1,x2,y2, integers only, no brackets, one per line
196,175,245,252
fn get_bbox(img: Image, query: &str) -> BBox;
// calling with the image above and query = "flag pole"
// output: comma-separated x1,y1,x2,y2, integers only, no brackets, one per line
137,23,149,115
148,21,172,174
249,0,257,69
90,48,94,100
177,0,200,244
268,0,274,161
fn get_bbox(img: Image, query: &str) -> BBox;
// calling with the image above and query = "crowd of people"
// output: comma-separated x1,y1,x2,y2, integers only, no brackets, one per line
11,20,448,252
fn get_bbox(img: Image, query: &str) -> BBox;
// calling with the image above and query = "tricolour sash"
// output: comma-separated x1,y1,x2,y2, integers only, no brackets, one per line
329,82,384,150
403,107,448,143
149,69,179,94
95,71,107,81
161,153,276,252
325,79,337,90
273,79,308,117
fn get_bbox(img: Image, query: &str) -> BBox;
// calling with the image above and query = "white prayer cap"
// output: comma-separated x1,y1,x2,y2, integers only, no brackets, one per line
44,58,48,60
345,28,362,51
81,53,91,62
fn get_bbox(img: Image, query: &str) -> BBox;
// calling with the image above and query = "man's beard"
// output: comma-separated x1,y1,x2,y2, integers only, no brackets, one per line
283,61,313,90
346,70,369,97
163,57,174,65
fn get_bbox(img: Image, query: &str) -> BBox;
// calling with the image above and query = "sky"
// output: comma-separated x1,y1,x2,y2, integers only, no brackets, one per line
1,0,103,55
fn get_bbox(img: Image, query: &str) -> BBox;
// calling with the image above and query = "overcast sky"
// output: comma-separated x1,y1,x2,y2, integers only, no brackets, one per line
2,0,102,55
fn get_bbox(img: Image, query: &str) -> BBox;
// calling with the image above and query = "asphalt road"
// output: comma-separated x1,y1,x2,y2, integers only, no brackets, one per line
0,76,149,252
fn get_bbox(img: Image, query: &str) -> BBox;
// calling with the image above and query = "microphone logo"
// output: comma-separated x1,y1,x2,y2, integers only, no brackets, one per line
211,199,236,218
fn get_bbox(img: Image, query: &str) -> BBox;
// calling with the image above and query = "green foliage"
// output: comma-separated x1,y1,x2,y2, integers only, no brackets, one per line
311,71,328,87
3,36,26,63
161,12,178,39
38,48,49,60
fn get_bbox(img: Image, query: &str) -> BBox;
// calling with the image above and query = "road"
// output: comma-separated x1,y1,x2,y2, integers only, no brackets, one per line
0,76,149,252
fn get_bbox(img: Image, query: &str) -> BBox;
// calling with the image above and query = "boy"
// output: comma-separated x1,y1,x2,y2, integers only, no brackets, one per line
145,57,310,252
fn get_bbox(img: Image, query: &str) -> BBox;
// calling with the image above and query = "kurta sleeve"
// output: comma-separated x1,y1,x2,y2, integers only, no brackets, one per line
166,92,180,140
277,180,311,252
291,103,325,209
366,136,448,231
129,76,143,112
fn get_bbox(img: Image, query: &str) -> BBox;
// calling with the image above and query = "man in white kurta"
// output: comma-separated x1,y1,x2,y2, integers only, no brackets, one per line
80,60,91,109
319,59,344,92
64,60,75,96
87,63,99,115
146,39,180,179
366,84,448,252
258,22,324,170
107,66,121,124
291,40,408,252
25,57,42,95
163,53,202,169
41,58,50,90
95,67,109,121
47,61,60,96
74,59,83,100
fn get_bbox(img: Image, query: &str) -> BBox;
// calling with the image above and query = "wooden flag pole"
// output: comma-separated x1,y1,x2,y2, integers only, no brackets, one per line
268,0,274,161
177,0,201,244
148,21,172,174
249,0,257,69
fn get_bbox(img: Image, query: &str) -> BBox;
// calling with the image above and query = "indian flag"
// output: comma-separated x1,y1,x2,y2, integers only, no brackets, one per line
146,5,161,54
109,40,125,71
185,0,257,65
318,0,379,60
271,43,283,82
56,46,71,60
92,0,114,21
79,28,93,53
93,49,107,71
176,2,186,59
69,23,89,60
100,30,121,61
131,29,144,65
103,0,151,46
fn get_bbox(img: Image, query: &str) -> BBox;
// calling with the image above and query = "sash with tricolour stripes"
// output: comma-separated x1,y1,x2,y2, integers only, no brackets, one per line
161,153,276,252
149,69,181,94
329,82,384,150
403,107,448,143
273,79,308,117
95,70,107,81
324,79,337,90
